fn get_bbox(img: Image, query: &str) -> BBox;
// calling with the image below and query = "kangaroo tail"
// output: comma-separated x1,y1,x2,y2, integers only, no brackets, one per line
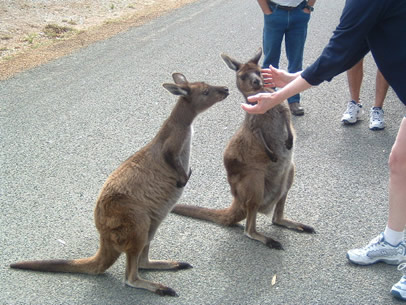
172,202,246,226
10,240,120,275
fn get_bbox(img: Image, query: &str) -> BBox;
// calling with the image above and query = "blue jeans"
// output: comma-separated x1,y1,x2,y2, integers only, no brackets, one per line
262,1,310,104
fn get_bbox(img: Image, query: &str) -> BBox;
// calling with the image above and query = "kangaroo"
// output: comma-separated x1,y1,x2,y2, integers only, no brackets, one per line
10,73,229,297
172,49,314,249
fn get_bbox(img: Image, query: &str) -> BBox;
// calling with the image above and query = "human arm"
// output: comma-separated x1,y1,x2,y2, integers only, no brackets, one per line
242,75,312,114
301,0,383,86
257,0,272,15
243,0,384,115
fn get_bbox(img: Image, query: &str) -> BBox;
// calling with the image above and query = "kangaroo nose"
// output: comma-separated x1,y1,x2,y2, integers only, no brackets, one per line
223,87,229,95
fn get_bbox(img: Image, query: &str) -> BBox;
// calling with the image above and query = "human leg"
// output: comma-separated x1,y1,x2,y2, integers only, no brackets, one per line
347,60,364,103
369,69,389,130
262,7,287,69
284,7,309,108
374,69,389,108
387,117,406,232
389,118,406,299
347,117,406,265
342,60,364,124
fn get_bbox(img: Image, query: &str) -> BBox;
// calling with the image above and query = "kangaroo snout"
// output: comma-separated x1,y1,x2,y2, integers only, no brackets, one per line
252,76,263,90
219,86,230,96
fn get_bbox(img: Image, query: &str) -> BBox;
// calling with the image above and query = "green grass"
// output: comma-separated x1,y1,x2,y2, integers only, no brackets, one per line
23,33,37,44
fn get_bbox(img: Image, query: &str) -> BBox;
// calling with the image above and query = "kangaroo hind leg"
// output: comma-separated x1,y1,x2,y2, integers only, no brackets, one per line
237,173,282,249
245,204,283,249
272,193,315,233
124,232,178,297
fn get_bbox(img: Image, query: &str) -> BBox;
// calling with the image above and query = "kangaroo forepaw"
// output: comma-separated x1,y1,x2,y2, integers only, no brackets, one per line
265,151,278,163
176,168,192,188
176,180,185,188
266,238,283,250
285,138,293,150
156,287,178,297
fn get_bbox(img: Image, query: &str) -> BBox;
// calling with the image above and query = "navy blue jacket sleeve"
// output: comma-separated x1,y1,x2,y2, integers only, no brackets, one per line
302,0,384,86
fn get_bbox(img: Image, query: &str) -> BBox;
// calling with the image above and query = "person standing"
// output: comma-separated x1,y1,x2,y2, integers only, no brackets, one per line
244,0,406,301
341,59,389,130
257,0,316,116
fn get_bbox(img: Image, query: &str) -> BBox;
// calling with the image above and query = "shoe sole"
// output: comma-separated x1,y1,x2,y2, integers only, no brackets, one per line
369,126,385,131
342,119,358,125
391,290,406,301
346,253,403,266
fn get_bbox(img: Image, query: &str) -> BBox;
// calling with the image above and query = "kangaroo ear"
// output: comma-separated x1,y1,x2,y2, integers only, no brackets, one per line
162,83,190,96
249,47,262,65
172,73,188,85
221,53,241,71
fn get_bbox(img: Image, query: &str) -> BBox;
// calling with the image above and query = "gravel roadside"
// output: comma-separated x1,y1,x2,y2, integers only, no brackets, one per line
0,0,197,80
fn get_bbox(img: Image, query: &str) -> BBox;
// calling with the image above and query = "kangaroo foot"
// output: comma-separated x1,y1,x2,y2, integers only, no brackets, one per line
155,287,178,297
125,278,178,297
176,262,193,270
295,223,315,234
266,238,283,250
273,219,315,234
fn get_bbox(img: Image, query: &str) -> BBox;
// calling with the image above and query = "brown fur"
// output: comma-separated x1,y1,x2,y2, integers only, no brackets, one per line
172,49,314,249
10,73,229,296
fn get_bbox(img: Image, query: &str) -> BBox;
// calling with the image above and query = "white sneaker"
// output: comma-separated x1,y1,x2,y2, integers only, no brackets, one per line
391,263,406,301
347,233,406,265
341,100,363,124
369,107,385,130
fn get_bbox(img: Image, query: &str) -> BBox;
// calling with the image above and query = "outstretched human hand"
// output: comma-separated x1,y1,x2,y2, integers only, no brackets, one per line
261,65,300,88
242,75,312,115
241,92,283,114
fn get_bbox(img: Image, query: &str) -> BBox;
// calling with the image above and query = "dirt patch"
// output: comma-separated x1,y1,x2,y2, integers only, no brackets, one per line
0,0,198,80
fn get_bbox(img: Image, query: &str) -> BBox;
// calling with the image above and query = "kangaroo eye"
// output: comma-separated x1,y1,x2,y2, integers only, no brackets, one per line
203,89,210,95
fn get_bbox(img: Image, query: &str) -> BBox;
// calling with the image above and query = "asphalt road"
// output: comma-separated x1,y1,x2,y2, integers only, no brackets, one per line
1,0,405,304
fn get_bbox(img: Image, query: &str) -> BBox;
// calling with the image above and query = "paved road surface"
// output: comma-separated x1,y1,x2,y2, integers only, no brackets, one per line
1,0,405,304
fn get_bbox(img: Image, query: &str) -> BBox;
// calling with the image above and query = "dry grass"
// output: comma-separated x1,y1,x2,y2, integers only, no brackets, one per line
43,24,75,38
0,0,199,80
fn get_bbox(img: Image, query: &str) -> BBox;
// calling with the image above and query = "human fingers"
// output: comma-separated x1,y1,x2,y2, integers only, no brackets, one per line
262,72,272,80
241,102,268,114
247,92,270,103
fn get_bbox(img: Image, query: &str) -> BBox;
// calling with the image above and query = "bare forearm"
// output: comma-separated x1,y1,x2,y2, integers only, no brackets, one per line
275,75,312,101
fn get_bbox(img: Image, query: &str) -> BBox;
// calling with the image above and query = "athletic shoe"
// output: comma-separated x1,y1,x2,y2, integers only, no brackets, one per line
341,100,363,124
347,233,406,265
391,263,406,301
369,107,385,130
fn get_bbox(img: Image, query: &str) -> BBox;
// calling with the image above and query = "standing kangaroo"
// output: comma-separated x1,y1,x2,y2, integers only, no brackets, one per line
10,73,229,297
172,49,314,249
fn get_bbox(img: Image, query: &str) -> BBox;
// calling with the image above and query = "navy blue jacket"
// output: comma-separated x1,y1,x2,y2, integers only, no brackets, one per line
302,0,406,105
